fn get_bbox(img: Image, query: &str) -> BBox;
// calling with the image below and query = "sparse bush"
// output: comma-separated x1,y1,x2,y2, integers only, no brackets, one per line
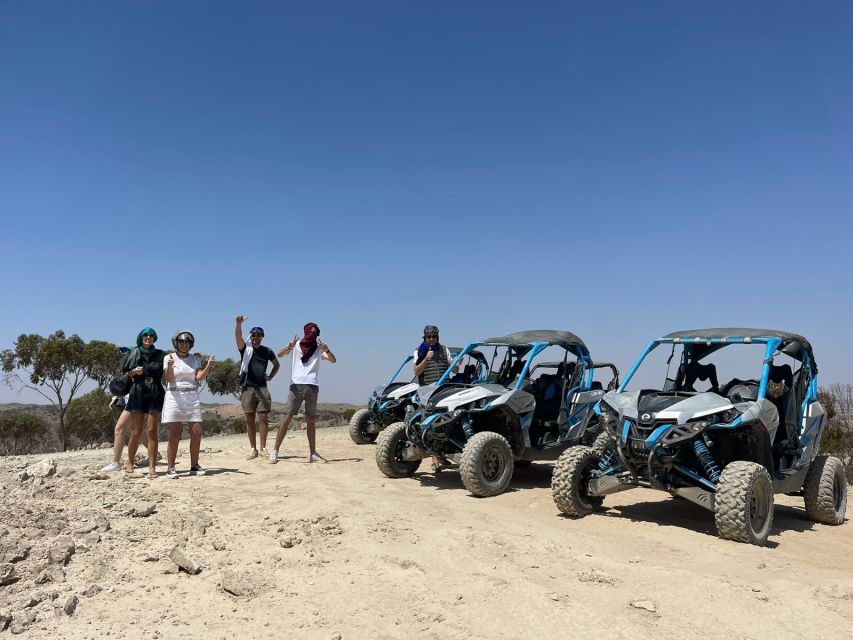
342,408,357,422
818,387,853,483
65,388,114,447
230,416,247,434
0,411,49,455
203,414,226,436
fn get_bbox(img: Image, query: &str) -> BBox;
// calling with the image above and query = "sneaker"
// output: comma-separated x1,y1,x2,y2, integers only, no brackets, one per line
260,448,269,457
190,464,206,476
269,451,278,464
246,448,258,460
101,461,122,473
166,467,179,479
309,452,328,464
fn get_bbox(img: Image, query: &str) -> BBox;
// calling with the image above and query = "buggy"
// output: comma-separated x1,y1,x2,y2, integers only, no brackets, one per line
349,348,484,444
375,330,618,497
551,328,848,545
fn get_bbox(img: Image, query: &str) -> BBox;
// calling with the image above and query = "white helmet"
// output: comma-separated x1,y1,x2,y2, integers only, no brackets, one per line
171,329,195,350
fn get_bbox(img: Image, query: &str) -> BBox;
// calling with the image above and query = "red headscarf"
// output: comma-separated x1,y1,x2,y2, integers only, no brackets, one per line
300,323,320,363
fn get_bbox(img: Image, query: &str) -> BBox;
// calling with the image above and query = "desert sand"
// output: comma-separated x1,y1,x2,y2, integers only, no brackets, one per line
1,426,851,639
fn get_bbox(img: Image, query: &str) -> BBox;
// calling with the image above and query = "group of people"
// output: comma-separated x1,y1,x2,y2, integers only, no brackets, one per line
102,316,336,478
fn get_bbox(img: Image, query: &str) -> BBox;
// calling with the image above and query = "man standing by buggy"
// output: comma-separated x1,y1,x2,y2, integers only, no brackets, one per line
235,315,280,459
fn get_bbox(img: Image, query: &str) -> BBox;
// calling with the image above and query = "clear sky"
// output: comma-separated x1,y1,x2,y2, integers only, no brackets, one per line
1,1,851,404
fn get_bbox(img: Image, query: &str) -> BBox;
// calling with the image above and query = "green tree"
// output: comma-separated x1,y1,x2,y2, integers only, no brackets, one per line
65,388,115,447
0,411,49,455
206,357,241,400
1,331,122,451
818,385,853,482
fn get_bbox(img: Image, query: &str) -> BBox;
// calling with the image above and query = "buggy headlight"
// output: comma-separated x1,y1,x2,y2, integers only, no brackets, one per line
452,409,465,418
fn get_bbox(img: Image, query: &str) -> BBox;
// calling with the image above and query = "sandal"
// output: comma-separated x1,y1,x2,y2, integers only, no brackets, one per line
146,472,157,480
431,462,442,474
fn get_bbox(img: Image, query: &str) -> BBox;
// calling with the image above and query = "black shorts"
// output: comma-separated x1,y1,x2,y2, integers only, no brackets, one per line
126,382,165,414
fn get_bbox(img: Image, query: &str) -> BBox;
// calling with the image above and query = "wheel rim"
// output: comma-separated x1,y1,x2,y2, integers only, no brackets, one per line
749,481,771,533
482,446,507,482
393,433,409,464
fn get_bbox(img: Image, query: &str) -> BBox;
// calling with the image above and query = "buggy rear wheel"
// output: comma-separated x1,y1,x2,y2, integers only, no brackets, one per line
714,461,774,545
375,422,421,478
348,408,378,445
803,455,848,525
460,432,514,497
551,446,604,517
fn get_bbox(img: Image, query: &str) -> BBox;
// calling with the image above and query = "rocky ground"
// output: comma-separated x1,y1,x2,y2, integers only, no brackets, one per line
1,427,851,639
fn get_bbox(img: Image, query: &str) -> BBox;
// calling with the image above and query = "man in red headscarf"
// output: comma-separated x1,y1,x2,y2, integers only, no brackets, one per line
270,322,337,463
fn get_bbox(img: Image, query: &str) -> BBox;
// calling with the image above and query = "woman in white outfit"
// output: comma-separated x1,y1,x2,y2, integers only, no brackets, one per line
162,330,215,478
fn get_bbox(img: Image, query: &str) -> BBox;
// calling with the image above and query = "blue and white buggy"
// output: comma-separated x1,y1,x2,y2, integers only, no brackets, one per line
348,348,480,444
551,328,848,545
375,330,619,497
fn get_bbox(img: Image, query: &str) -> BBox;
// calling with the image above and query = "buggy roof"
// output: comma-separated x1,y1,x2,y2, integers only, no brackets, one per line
661,328,814,364
481,330,588,355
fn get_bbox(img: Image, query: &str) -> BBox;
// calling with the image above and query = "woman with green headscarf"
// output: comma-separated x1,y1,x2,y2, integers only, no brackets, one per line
122,327,166,479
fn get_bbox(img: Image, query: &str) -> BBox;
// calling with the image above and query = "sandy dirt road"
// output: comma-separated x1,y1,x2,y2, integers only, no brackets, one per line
1,427,851,639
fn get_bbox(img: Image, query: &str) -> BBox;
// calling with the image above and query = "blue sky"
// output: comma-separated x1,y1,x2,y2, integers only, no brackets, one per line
1,1,851,404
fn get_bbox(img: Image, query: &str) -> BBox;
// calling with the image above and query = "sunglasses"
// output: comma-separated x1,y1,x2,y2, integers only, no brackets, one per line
176,338,191,343
142,334,155,339
425,334,438,339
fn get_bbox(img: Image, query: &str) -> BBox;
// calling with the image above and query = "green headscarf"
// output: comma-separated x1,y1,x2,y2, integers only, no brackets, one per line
136,327,158,354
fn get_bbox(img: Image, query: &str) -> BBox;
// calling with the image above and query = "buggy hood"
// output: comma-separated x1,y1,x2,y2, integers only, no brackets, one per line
602,390,735,423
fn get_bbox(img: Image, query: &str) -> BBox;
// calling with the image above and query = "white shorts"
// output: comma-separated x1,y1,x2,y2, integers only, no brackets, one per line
162,387,202,423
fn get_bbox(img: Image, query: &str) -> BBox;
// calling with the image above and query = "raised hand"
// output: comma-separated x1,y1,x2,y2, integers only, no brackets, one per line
205,355,216,368
318,339,329,353
289,335,299,349
236,315,247,324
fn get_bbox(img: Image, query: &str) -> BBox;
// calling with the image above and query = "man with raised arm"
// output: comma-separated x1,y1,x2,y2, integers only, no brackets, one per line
235,315,280,460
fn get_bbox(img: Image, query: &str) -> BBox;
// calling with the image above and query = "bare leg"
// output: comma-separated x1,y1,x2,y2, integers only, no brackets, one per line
189,422,202,467
246,412,257,450
273,415,294,452
146,413,161,475
306,416,317,455
258,412,269,450
126,413,145,472
167,423,181,469
112,411,132,464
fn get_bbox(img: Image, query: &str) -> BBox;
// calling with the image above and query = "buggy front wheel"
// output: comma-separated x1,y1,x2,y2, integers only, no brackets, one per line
551,446,604,517
348,408,378,445
375,422,421,478
714,461,774,545
460,432,514,497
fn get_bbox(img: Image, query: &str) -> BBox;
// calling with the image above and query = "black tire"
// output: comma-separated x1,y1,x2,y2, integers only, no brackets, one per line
551,446,604,517
459,432,514,497
803,455,848,525
348,408,378,445
375,422,421,478
714,461,774,545
590,431,613,457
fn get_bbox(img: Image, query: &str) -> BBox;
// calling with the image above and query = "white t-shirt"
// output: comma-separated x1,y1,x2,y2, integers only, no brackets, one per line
291,347,324,385
167,354,200,388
